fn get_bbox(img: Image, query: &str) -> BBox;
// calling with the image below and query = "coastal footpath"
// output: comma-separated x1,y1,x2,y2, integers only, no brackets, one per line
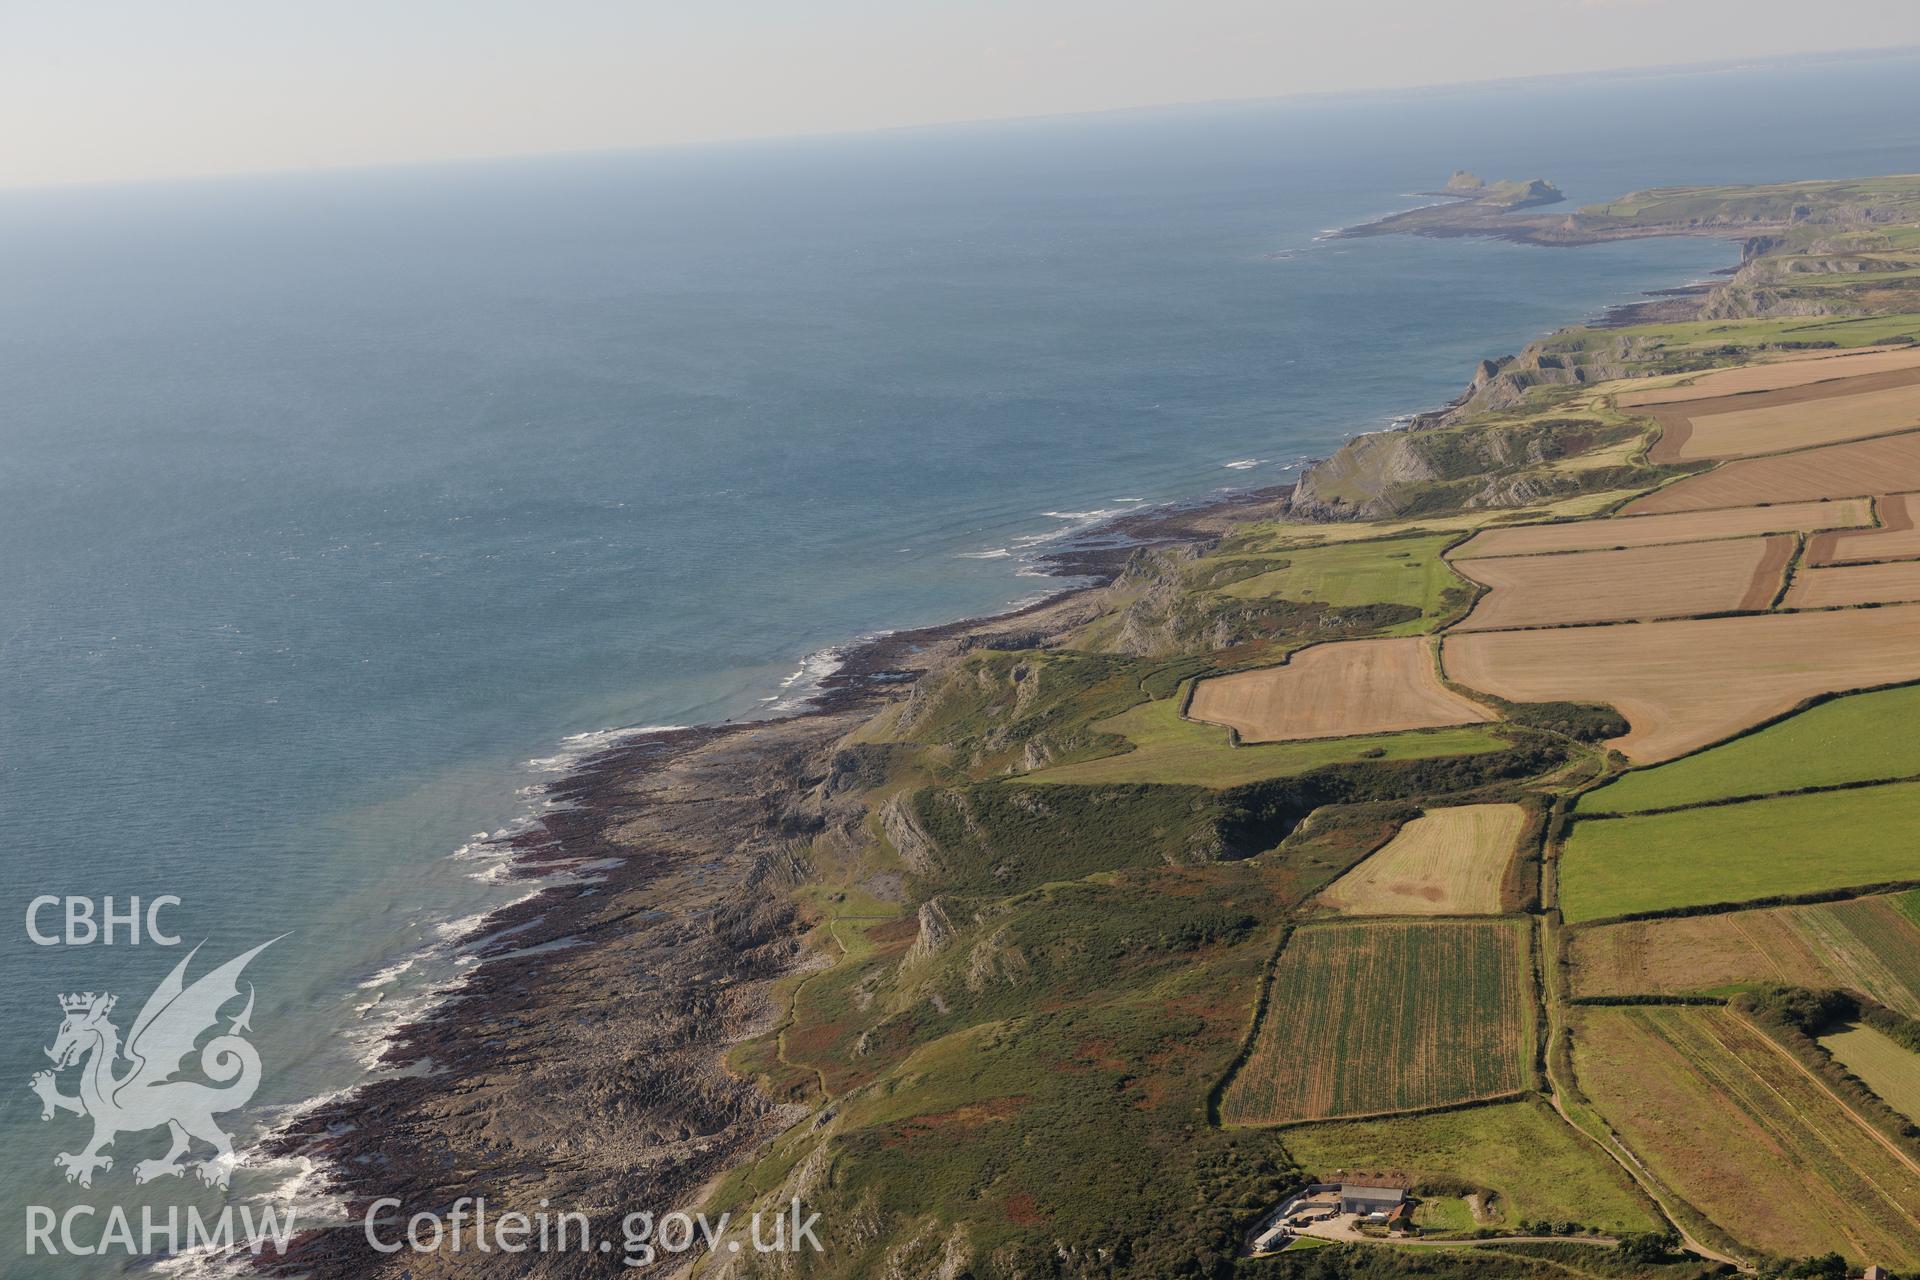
270,174,1920,1280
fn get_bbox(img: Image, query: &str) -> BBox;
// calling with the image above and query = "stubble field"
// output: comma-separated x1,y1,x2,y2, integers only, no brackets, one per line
1645,368,1920,463
1449,498,1869,560
1568,891,1920,1014
1572,1005,1920,1266
1808,492,1920,565
1451,536,1788,630
1612,344,1920,406
1186,637,1494,743
1574,684,1920,814
1442,603,1920,762
1785,558,1920,609
1622,431,1920,516
1317,804,1528,917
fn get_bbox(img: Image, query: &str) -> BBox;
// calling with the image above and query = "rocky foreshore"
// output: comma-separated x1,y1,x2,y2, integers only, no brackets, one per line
254,487,1307,1276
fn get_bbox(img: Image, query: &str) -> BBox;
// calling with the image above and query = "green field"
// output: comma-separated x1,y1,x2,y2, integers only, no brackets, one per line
1216,533,1468,632
1821,1023,1920,1123
1577,684,1920,815
1017,694,1507,788
1221,919,1533,1125
1547,311,1920,360
1559,781,1920,924
1276,1100,1658,1234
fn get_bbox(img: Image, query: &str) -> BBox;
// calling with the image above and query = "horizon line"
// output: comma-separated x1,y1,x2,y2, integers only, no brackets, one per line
6,41,1918,198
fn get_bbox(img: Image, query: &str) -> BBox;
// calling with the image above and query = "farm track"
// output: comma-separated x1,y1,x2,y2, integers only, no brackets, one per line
1575,1006,1920,1264
1242,346,1920,1271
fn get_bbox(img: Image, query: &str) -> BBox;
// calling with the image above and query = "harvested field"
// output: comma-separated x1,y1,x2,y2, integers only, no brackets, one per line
1558,783,1920,924
1450,498,1871,560
1809,492,1920,565
1442,603,1920,762
1186,637,1494,744
1622,431,1920,516
1786,559,1920,609
1822,1024,1920,1122
1568,892,1920,1016
1219,919,1533,1125
1614,345,1920,407
1573,1005,1920,1266
1452,536,1788,631
1317,804,1528,916
1576,684,1920,815
1645,368,1920,463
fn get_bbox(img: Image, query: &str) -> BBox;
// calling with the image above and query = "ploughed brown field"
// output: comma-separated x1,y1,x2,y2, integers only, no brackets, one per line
1645,369,1920,464
1451,535,1789,631
1442,604,1920,762
1185,637,1495,743
1614,343,1920,406
1622,431,1920,516
1785,559,1920,609
1450,498,1871,560
1808,492,1920,565
1317,803,1528,916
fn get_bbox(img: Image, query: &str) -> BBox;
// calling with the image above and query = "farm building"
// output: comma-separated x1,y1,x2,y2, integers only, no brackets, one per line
1339,1183,1409,1215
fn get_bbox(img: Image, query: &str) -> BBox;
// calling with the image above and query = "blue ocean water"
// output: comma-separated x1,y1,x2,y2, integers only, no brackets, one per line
2,48,1918,1270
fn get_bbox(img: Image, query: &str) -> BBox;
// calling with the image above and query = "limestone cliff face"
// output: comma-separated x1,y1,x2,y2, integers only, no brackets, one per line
1288,416,1639,522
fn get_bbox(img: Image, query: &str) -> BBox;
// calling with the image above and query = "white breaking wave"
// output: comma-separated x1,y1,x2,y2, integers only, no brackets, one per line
761,643,849,713
1223,458,1263,470
524,722,689,773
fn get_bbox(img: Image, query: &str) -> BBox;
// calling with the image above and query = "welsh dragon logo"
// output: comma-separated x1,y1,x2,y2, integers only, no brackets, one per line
29,940,278,1189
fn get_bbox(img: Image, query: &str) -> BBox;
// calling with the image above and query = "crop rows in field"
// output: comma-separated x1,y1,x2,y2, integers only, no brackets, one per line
1220,918,1532,1125
1574,1006,1920,1265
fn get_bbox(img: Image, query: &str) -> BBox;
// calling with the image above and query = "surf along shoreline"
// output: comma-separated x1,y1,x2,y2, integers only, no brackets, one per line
254,189,1752,1276
254,481,1294,1275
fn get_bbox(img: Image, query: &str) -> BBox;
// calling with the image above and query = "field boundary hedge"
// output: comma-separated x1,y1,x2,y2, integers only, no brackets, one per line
1569,879,1920,930
1209,924,1295,1128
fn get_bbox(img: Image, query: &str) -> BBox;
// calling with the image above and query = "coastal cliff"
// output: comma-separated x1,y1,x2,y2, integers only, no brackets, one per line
1289,177,1920,519
265,174,1920,1280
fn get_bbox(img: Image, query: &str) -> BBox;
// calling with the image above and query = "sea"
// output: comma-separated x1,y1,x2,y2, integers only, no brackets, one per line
3,47,1919,1273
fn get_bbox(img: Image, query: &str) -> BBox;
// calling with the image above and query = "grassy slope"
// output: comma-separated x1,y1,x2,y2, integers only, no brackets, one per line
1275,1100,1659,1234
1577,683,1920,814
701,178,1920,1279
1018,695,1508,788
1560,781,1920,923
1217,533,1467,634
1545,311,1920,361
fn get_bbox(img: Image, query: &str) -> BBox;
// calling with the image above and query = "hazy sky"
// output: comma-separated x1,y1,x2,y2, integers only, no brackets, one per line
7,0,1920,189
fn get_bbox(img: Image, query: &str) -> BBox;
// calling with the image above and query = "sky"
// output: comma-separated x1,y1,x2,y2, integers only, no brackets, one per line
6,0,1920,189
